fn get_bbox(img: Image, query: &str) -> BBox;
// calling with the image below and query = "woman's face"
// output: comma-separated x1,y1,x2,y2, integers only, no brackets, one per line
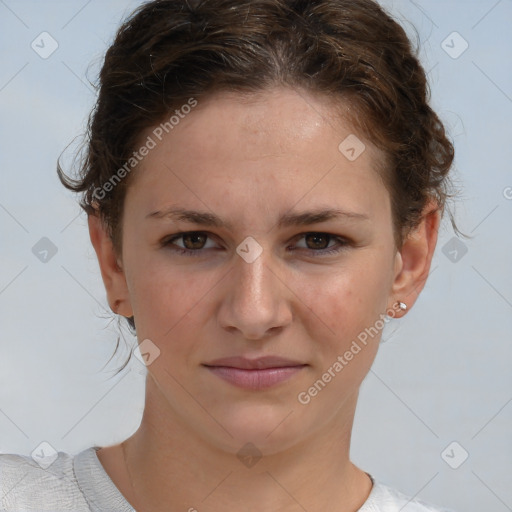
114,87,404,454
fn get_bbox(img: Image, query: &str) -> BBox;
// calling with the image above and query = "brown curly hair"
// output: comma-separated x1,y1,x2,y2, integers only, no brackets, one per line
58,0,458,340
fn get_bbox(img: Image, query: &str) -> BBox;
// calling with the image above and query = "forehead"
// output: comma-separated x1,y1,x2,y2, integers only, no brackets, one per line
126,86,390,219
166,88,374,160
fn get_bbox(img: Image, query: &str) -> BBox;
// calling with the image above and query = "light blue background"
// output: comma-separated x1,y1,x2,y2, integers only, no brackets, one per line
0,1,511,511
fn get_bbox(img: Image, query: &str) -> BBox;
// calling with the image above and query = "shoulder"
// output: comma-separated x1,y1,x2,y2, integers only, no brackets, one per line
0,449,91,511
360,478,457,512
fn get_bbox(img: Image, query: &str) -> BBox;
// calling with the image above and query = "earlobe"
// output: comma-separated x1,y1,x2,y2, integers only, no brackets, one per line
388,200,441,314
88,213,133,318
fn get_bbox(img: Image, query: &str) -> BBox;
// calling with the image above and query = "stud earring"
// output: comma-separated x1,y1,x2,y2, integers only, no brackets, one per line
397,301,407,311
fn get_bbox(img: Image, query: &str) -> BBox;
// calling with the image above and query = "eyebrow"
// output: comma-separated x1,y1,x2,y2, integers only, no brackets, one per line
146,206,369,229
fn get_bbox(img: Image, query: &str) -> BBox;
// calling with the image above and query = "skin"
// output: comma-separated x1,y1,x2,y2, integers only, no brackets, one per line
89,86,440,512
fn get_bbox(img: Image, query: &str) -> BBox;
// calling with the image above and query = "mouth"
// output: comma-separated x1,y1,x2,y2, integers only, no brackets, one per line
202,356,308,390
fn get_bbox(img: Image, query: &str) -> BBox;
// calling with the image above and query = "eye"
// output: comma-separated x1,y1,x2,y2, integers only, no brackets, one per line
161,231,218,256
289,232,349,257
161,231,351,258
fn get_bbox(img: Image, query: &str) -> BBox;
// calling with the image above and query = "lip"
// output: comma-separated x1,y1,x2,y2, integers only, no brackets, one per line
204,356,305,370
202,356,308,390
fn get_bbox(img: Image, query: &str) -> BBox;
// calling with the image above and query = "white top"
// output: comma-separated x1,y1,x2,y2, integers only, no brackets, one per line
0,446,456,511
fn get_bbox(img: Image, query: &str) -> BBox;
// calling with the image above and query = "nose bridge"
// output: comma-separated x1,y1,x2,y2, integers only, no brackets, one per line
218,241,291,339
237,249,270,304
236,245,276,314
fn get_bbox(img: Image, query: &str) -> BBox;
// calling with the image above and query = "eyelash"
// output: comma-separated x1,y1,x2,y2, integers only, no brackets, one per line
161,231,350,257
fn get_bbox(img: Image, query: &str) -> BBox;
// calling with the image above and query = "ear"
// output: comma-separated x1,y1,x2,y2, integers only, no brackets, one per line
88,212,133,318
387,198,441,315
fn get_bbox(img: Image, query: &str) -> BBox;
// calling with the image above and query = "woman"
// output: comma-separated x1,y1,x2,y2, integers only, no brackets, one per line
0,0,458,510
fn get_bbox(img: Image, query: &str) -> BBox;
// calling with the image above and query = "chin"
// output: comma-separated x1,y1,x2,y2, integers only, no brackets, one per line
203,403,305,455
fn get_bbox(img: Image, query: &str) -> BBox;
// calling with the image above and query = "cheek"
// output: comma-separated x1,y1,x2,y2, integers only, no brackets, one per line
304,257,391,341
297,270,389,400
124,241,393,366
125,254,220,347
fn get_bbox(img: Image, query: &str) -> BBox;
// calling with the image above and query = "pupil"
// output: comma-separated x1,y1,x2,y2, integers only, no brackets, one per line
185,233,205,249
307,233,327,249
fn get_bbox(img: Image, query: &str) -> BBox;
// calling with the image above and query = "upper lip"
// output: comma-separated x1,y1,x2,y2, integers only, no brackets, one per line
203,356,307,370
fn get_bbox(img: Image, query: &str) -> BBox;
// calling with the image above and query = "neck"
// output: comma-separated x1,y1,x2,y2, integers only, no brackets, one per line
115,375,372,512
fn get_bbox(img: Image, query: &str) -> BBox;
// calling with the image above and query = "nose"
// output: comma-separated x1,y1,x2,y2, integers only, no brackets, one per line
217,246,293,341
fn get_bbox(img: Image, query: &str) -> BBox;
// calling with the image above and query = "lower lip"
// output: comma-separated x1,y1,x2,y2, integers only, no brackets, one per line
204,365,306,390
